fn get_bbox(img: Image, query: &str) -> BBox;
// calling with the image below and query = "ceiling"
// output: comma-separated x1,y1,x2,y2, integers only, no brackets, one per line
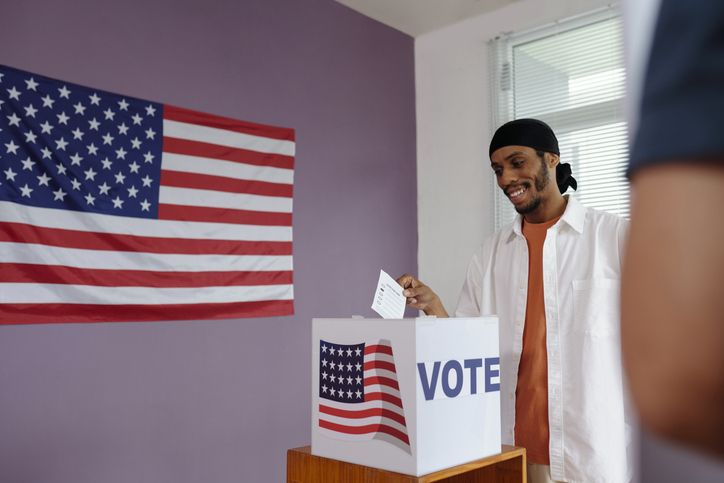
334,0,522,37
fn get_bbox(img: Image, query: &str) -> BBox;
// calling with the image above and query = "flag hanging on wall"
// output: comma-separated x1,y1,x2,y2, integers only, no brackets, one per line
0,65,294,324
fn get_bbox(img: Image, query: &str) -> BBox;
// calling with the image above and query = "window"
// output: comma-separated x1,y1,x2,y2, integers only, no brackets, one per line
488,6,629,230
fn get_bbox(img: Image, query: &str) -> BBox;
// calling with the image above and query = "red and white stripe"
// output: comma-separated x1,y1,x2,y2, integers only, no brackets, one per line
160,106,294,226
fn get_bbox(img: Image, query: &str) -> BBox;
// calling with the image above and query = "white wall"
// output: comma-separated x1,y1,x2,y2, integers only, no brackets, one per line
416,5,724,482
414,0,611,312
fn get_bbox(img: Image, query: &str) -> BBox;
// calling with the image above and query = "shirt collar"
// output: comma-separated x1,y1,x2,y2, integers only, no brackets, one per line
510,194,586,238
559,195,586,234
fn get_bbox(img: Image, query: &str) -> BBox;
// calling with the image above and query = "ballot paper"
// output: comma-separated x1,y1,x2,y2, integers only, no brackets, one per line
371,270,407,319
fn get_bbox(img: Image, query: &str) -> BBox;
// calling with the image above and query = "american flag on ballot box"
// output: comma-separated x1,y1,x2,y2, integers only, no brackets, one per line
0,65,295,324
318,338,411,454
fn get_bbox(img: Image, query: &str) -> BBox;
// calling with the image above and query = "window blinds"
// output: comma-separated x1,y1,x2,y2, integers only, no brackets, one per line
489,6,629,231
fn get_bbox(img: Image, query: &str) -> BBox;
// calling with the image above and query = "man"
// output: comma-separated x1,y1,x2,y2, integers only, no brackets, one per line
398,119,631,483
622,0,724,461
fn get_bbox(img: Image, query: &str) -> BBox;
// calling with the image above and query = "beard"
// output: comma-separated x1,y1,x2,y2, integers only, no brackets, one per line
513,158,551,215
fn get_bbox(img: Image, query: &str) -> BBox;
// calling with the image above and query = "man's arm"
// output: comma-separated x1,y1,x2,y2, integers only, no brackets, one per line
395,274,449,318
621,162,724,458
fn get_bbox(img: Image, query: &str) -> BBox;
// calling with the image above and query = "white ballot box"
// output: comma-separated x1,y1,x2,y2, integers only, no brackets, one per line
311,316,501,477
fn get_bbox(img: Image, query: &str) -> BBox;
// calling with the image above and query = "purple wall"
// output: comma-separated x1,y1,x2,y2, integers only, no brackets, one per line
0,1,417,482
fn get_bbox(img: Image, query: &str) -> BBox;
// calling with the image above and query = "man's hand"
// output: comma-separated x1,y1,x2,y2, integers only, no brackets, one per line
395,274,449,318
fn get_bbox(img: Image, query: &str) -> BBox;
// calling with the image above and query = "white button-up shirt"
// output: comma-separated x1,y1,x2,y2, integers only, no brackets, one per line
455,196,632,483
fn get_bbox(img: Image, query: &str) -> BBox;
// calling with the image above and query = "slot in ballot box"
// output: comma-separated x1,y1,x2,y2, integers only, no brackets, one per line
312,316,501,477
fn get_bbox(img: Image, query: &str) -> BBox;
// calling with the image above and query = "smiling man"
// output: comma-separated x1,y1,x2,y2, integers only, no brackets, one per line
398,119,632,483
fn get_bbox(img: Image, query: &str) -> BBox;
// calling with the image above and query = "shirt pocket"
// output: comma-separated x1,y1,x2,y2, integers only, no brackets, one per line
572,278,620,338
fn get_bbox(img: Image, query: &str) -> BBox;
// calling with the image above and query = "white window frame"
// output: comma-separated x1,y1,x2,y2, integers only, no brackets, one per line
488,5,629,231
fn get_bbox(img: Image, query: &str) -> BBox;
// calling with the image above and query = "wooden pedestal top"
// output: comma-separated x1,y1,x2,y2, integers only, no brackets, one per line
287,444,526,483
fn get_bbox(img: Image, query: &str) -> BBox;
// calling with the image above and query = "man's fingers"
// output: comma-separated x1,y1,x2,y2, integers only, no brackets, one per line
396,274,416,289
408,299,430,311
396,274,430,308
403,286,425,298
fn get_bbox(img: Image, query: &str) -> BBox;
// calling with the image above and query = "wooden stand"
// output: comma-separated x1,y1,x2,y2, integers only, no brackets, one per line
287,444,526,483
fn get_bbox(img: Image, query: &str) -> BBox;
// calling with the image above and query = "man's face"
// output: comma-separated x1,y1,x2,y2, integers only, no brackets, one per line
490,145,557,216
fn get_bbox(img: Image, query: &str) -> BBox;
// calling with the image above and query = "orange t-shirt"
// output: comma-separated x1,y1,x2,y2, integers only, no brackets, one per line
514,215,561,465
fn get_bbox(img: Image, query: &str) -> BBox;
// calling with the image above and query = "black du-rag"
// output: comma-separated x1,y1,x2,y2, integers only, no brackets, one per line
489,119,577,194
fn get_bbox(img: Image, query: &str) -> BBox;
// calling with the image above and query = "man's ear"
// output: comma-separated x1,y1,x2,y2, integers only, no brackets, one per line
547,153,560,168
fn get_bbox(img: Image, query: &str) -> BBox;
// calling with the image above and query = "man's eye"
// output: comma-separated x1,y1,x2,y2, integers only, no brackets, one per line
513,160,523,167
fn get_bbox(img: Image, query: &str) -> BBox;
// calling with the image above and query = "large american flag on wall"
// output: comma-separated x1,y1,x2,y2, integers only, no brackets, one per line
0,65,294,324
318,339,411,454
